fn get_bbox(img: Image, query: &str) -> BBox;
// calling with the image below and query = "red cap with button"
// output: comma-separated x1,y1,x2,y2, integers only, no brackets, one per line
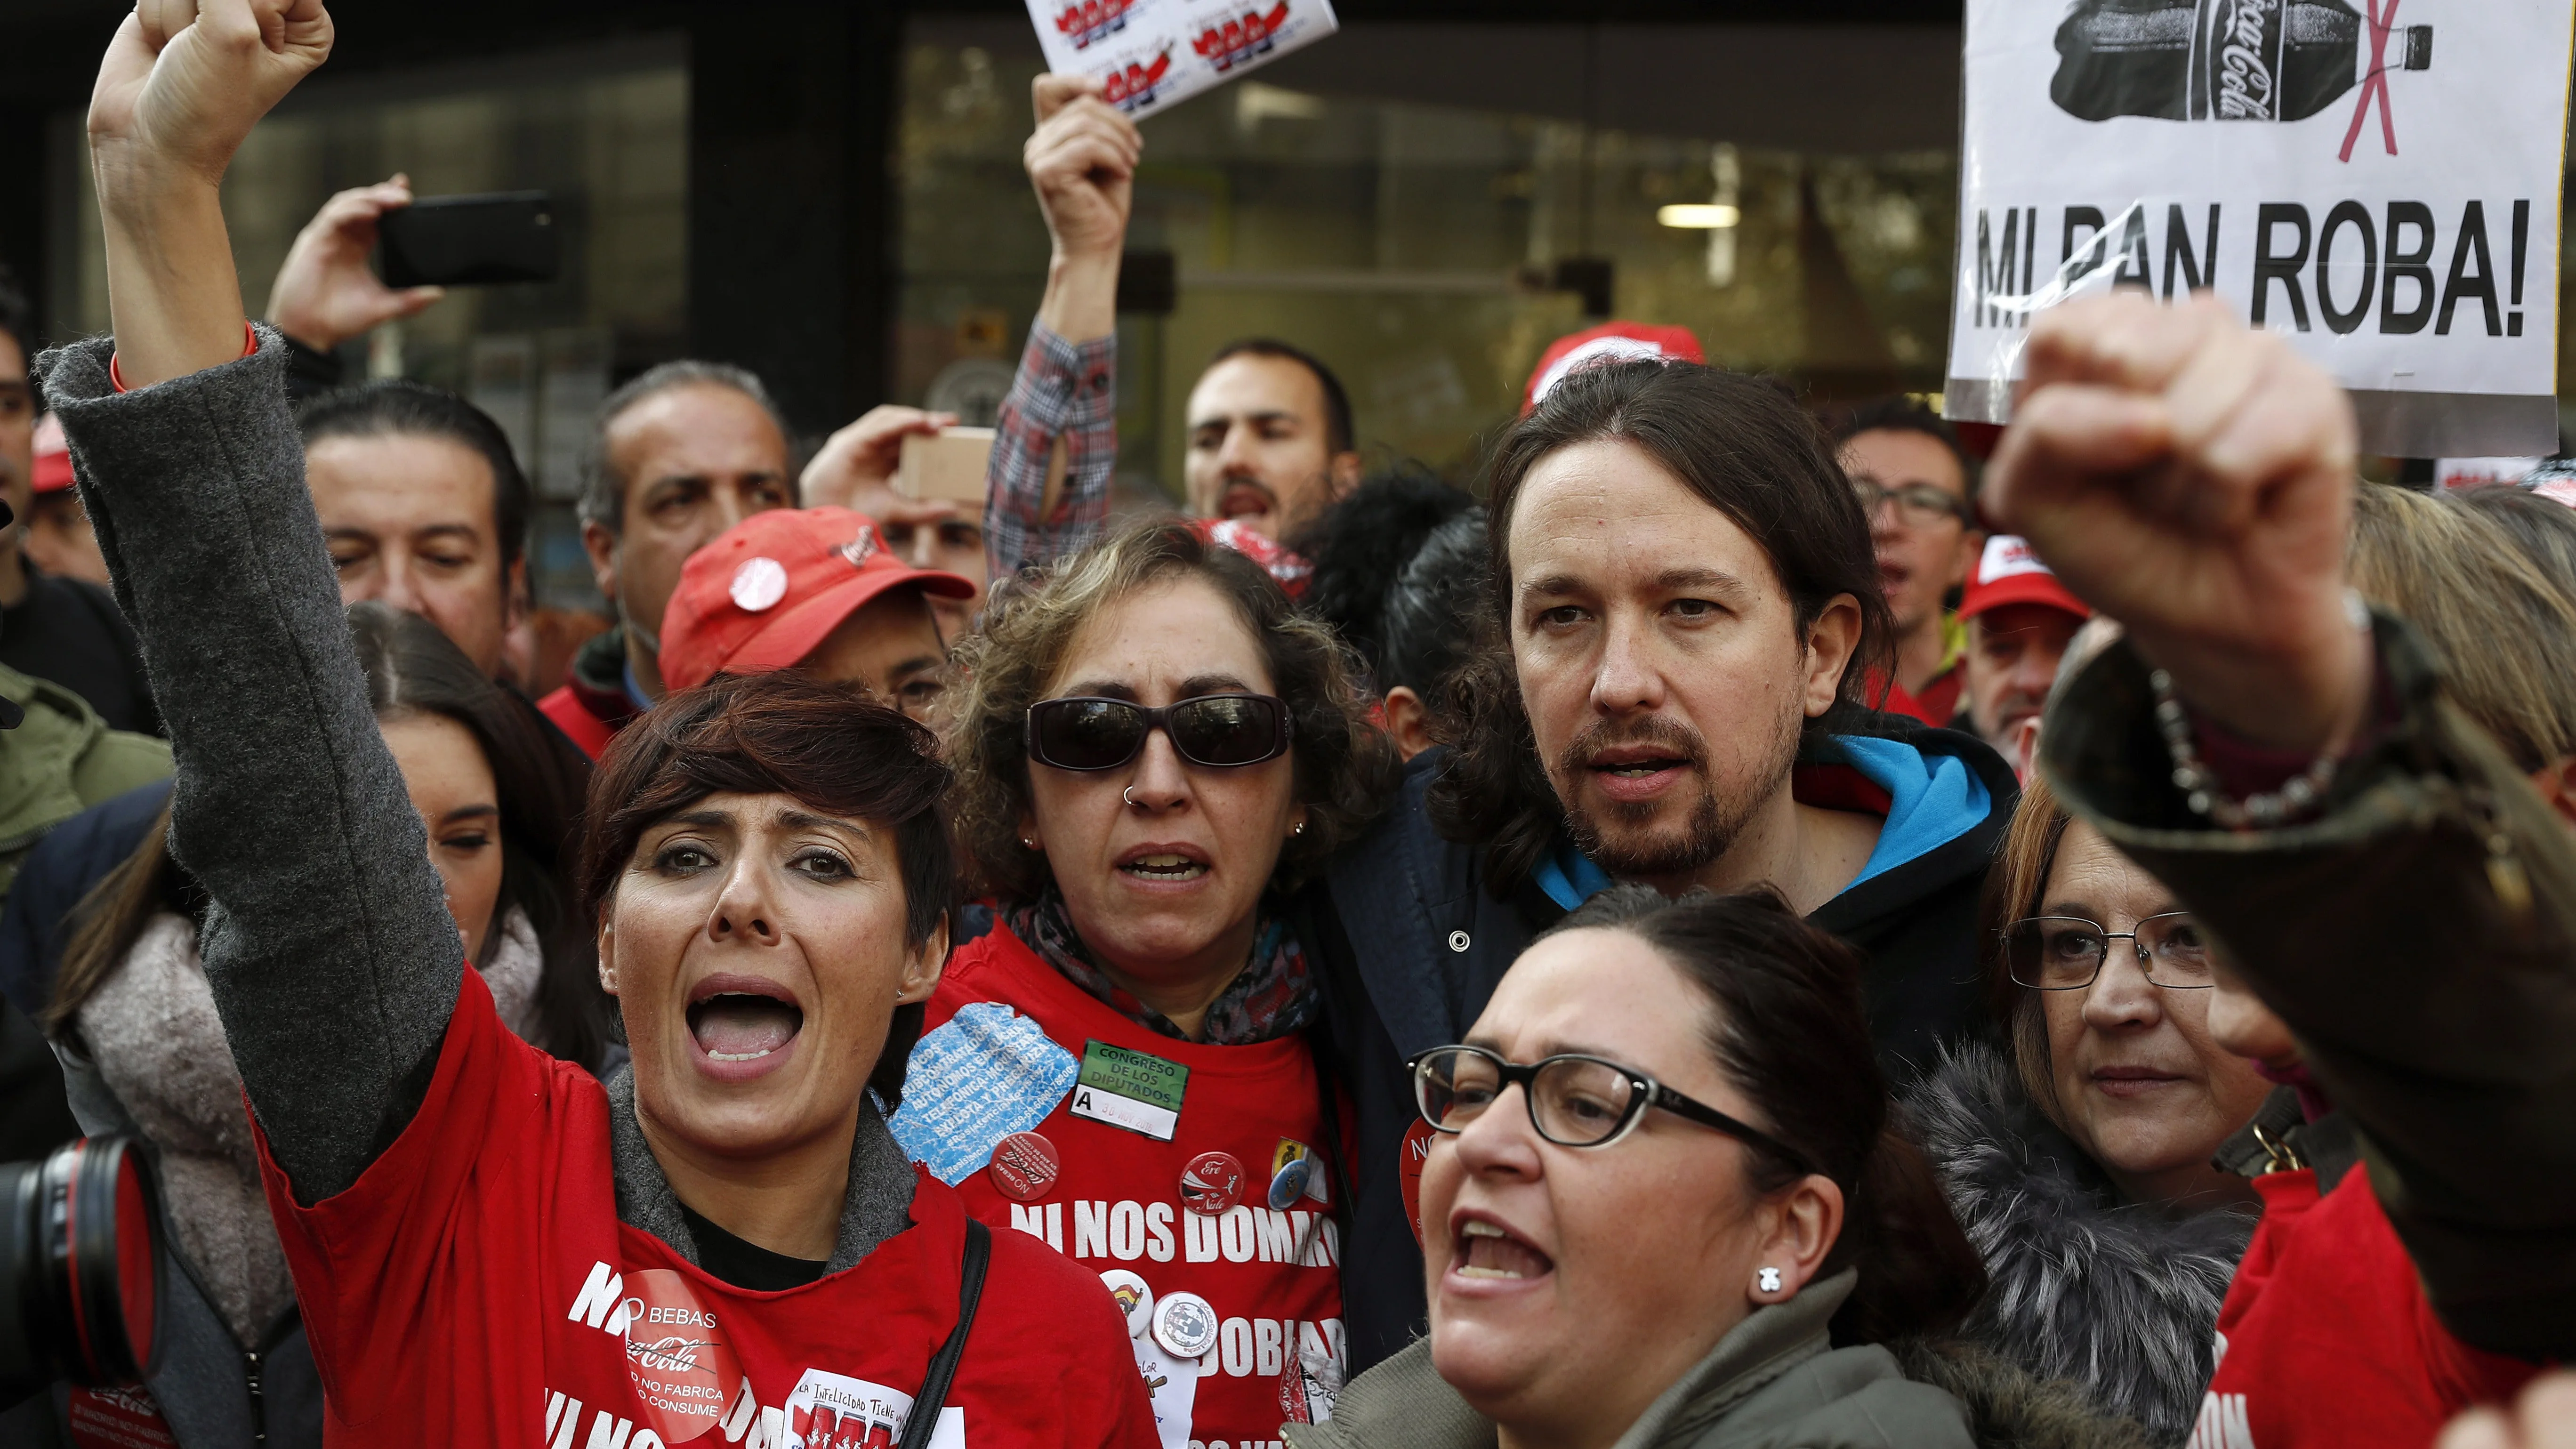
1522,322,1706,415
1958,535,2090,623
659,507,977,695
31,414,71,495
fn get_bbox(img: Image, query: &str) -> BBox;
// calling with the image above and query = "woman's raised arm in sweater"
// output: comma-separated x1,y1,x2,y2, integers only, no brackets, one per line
42,0,462,1204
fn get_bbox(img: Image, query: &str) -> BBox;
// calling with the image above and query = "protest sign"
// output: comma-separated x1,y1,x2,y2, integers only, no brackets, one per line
1945,1,2576,456
1024,0,1339,114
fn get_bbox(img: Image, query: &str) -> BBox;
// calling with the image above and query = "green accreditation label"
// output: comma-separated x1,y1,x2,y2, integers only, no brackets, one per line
1069,1040,1189,1141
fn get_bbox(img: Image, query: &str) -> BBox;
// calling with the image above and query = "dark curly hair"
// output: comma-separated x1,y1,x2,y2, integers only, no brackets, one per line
949,518,1401,903
1429,359,1895,893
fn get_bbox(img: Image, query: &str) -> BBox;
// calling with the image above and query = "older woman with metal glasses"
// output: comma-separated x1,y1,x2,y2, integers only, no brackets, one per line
1290,884,1992,1449
1905,771,2273,1444
888,519,1400,1447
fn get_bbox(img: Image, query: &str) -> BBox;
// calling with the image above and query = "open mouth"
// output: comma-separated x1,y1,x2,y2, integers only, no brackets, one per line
686,976,805,1064
1219,481,1275,520
1453,1216,1553,1281
1119,844,1211,883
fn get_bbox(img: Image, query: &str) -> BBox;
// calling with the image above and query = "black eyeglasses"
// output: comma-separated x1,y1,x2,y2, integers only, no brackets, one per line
1851,477,1970,527
2003,912,2215,991
1407,1044,1814,1172
1024,693,1292,772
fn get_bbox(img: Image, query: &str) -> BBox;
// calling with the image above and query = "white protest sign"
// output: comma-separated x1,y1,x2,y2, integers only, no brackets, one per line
1025,0,1338,114
1945,1,2576,456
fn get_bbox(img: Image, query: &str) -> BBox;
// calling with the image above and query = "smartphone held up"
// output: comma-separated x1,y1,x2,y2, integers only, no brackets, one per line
376,192,563,289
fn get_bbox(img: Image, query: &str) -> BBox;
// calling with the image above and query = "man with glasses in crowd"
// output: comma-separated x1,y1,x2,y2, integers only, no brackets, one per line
1835,397,1983,725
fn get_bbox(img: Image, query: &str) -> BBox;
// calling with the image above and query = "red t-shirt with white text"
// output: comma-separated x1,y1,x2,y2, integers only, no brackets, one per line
2189,1163,2545,1449
257,969,1159,1449
889,926,1346,1449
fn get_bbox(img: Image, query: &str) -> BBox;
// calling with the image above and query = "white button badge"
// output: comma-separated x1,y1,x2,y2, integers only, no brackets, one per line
730,555,789,612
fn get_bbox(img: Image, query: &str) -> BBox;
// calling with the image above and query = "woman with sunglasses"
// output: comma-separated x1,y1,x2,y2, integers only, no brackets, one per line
1291,884,1991,1449
890,520,1399,1446
1905,770,2271,1443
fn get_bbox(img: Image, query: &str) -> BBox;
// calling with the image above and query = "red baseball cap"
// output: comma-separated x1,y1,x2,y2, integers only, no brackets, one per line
1522,322,1705,414
31,414,71,495
659,507,977,695
1959,535,2091,623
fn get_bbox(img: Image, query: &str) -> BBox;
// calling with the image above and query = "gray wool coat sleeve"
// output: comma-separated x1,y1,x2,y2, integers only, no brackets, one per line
38,331,462,1204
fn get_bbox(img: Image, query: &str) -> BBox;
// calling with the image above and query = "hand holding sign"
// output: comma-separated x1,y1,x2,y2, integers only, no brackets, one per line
1985,291,2371,754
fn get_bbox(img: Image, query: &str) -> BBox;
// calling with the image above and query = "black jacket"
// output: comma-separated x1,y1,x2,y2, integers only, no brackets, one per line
1308,718,2017,1372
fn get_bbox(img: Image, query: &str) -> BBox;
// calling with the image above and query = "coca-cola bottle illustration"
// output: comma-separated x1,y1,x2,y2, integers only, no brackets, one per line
2050,0,2431,122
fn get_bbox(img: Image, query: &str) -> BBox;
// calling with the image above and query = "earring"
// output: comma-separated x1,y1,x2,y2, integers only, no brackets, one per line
1757,1267,1782,1295
1291,820,1306,837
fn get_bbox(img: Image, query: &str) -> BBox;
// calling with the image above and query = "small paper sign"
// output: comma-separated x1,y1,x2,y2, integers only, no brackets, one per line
1026,0,1340,114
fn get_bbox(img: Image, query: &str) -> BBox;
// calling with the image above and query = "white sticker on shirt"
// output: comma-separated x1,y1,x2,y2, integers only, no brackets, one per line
1131,1325,1200,1449
782,1369,965,1449
888,1002,1079,1184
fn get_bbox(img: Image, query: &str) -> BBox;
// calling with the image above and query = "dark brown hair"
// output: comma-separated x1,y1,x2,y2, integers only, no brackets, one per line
1542,883,1986,1345
579,670,954,1106
53,605,612,1071
947,518,1399,903
1430,360,1896,891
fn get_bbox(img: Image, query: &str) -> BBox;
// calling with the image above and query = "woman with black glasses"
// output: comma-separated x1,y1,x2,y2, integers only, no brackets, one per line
890,520,1401,1446
1904,771,2272,1444
1291,884,1990,1449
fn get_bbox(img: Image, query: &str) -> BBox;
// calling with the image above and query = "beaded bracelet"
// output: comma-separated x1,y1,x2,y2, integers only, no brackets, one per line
2149,589,2371,830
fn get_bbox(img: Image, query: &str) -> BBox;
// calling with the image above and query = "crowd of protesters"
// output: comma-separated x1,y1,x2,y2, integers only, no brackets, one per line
2,3,2574,1448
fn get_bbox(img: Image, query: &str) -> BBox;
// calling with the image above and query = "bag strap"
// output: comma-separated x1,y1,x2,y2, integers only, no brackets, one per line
901,1218,990,1449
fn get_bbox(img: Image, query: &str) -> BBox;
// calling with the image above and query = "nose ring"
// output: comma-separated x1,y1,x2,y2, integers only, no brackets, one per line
1124,785,1139,808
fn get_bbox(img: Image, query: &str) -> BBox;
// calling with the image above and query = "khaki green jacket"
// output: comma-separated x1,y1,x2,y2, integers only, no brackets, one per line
2041,615,2576,1361
1284,1271,1975,1449
0,661,170,901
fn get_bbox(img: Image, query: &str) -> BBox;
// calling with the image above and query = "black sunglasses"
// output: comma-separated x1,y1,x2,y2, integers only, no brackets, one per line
1024,693,1292,772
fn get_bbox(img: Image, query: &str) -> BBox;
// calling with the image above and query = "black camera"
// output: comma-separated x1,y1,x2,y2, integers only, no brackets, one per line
0,1136,163,1404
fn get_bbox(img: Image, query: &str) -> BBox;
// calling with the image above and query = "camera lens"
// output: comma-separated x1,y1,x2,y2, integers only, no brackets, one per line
0,1135,164,1403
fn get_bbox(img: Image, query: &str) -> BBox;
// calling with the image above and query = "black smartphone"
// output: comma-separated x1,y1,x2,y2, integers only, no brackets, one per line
376,192,561,288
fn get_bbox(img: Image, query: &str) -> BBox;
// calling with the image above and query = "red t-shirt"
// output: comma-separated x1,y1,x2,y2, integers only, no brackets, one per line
2190,1164,2545,1449
888,925,1346,1449
258,968,1159,1449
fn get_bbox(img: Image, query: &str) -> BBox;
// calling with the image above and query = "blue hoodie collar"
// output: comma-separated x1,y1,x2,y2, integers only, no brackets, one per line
1533,734,1992,912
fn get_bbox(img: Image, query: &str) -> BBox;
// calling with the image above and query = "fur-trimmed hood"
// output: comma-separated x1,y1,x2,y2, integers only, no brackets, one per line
1903,1042,2257,1447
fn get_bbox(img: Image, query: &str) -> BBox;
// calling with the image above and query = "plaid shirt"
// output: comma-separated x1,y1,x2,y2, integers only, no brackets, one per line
982,322,1118,579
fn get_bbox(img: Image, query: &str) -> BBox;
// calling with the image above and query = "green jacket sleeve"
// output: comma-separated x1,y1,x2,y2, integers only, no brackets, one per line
2040,614,2576,1362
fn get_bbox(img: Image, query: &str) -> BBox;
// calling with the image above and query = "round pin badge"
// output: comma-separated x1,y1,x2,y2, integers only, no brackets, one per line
1178,1150,1246,1216
729,555,788,612
1098,1269,1153,1338
1267,1156,1313,1211
1151,1290,1220,1361
986,1130,1060,1202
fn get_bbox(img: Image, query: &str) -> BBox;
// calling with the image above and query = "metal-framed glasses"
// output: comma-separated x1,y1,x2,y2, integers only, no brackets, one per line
1407,1044,1814,1172
1851,477,1970,528
1024,693,1292,772
2003,912,2215,991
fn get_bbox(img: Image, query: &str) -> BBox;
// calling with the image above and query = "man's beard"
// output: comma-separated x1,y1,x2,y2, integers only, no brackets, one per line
1553,708,1801,885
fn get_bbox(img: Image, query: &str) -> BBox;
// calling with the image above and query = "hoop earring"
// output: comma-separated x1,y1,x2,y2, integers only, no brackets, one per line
1757,1267,1782,1295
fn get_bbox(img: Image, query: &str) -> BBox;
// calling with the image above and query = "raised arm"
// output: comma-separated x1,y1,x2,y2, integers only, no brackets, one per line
984,73,1134,577
1994,293,2576,1361
46,0,461,1203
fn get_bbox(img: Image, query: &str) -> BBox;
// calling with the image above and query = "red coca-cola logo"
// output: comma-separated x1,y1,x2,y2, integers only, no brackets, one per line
623,1269,747,1443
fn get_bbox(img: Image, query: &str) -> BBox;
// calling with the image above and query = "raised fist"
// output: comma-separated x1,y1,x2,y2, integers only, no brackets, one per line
91,0,332,188
1984,291,2369,751
1025,72,1141,265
